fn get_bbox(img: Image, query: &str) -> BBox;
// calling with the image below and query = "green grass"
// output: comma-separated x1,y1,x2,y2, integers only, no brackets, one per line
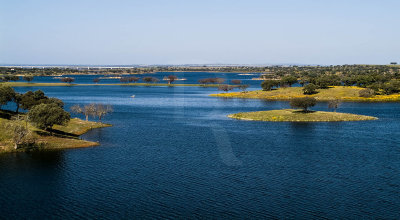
2,82,223,87
228,109,378,122
0,113,111,153
211,86,400,102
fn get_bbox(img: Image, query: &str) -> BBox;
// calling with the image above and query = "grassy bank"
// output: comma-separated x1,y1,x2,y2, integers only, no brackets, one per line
211,86,400,102
0,115,111,153
2,82,223,87
229,109,378,122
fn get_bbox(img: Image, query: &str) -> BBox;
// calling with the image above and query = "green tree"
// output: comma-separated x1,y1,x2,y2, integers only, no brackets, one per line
0,85,15,110
28,103,70,132
290,97,317,112
303,83,318,95
261,80,279,91
23,75,34,82
280,76,297,87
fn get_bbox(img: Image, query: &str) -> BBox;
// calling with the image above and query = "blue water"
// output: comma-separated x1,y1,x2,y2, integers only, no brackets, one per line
1,76,400,219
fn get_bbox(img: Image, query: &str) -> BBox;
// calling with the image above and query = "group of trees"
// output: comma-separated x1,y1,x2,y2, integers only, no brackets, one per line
289,97,341,112
118,75,179,84
259,65,400,96
70,104,113,122
60,77,75,84
0,85,69,126
120,77,140,83
0,85,72,148
198,78,226,84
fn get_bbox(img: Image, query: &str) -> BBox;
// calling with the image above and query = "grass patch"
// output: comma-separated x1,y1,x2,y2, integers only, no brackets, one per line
211,86,400,102
229,109,378,122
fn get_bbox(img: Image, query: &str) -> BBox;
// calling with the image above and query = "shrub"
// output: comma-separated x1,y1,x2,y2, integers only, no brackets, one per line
359,88,375,97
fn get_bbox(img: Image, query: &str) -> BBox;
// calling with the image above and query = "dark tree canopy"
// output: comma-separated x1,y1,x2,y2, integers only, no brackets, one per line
0,85,15,109
261,80,279,91
290,97,317,112
218,85,235,92
23,75,34,82
20,90,64,110
280,76,298,87
60,77,75,84
28,103,70,131
231,79,242,85
303,83,318,95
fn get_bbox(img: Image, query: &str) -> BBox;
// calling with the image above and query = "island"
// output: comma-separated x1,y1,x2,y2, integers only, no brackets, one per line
229,109,378,122
211,86,400,102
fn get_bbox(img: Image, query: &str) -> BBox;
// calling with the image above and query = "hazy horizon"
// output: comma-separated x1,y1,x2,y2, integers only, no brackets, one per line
1,0,399,65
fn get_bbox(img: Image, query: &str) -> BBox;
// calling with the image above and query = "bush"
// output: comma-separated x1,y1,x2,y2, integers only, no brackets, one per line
303,83,318,95
290,97,317,112
359,88,375,97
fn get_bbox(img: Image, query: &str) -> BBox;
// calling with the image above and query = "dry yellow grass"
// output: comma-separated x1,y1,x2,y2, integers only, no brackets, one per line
211,86,400,102
229,109,378,122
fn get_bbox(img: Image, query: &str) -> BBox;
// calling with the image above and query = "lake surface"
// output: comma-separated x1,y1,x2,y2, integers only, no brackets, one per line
1,73,400,219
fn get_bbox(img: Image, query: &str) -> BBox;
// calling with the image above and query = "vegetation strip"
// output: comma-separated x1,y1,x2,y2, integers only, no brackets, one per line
2,82,224,87
211,86,400,102
228,109,378,122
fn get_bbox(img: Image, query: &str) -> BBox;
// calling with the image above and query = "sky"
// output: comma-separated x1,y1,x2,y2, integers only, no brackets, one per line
0,0,399,65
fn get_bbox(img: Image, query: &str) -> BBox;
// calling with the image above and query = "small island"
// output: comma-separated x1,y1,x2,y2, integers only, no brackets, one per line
229,109,377,122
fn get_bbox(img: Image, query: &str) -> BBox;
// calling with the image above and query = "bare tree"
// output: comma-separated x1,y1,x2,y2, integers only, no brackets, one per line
231,79,242,85
166,75,178,84
70,104,96,121
93,104,113,122
328,99,341,112
5,123,34,149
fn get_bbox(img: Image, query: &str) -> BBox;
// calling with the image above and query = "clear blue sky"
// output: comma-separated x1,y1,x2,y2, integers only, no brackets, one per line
0,0,399,65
